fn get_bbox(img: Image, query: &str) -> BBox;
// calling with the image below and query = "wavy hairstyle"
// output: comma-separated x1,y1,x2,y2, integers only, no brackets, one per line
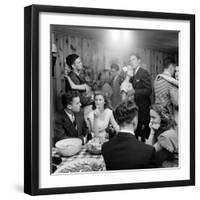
92,90,112,110
114,100,138,126
150,103,176,138
61,91,80,108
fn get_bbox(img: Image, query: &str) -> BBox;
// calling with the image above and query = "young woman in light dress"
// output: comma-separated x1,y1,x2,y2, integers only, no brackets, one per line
86,91,120,140
120,65,135,102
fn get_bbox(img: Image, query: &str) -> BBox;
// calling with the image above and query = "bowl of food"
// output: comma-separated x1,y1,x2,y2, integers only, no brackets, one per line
86,137,108,154
55,138,82,157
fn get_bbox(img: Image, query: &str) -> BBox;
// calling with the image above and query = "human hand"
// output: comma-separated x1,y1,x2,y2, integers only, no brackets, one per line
131,87,135,94
94,108,100,118
149,122,160,130
85,84,91,93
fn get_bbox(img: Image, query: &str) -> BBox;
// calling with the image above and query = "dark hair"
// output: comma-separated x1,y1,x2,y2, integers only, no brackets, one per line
81,95,94,108
66,54,79,69
114,100,138,126
110,63,119,71
163,57,176,69
61,91,80,107
130,52,141,60
92,91,111,110
97,70,111,85
150,103,176,138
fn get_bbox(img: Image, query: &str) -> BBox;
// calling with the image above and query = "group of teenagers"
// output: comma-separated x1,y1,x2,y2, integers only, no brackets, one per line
53,52,179,170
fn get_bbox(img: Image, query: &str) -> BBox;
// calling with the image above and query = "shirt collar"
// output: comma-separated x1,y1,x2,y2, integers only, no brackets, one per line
134,66,140,75
119,129,135,136
64,109,75,122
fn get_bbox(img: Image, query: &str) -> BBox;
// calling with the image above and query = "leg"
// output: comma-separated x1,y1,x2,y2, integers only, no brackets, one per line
137,121,150,143
135,121,142,141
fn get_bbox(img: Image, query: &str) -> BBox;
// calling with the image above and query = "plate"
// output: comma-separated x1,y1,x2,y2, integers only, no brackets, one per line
54,158,106,174
86,137,108,154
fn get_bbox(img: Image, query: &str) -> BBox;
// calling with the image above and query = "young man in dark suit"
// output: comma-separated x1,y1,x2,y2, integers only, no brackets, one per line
53,91,90,145
102,100,156,170
129,53,152,142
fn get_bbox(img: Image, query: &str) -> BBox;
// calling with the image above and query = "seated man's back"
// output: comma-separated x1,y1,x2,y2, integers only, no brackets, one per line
102,132,156,170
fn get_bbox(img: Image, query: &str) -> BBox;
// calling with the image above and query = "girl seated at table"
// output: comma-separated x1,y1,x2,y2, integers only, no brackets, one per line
146,103,178,167
86,91,120,140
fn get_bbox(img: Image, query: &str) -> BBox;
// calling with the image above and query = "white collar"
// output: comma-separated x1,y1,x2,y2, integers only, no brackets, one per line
134,66,140,75
119,129,135,136
64,109,75,122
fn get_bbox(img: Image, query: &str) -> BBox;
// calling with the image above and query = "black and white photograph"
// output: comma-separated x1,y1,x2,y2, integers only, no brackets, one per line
51,25,179,174
24,5,195,195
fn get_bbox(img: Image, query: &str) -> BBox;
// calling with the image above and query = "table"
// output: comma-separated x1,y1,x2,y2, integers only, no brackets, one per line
52,146,106,174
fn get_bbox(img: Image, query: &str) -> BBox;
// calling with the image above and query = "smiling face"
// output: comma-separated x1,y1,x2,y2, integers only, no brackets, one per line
129,55,141,70
150,109,161,126
94,94,105,110
72,57,83,72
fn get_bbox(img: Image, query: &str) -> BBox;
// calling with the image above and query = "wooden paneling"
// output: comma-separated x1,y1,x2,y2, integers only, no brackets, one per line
51,31,177,112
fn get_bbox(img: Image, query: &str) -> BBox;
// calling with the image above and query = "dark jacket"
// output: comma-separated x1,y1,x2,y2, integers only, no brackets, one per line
65,71,86,93
102,132,156,170
53,110,89,145
130,67,152,122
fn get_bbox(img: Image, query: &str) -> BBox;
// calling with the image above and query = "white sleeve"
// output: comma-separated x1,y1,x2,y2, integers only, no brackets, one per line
86,111,94,132
120,81,128,93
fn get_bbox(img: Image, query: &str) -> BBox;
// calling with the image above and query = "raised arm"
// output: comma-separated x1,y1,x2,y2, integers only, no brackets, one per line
160,74,179,87
146,128,156,146
146,124,162,152
86,111,94,134
65,75,87,91
109,110,120,132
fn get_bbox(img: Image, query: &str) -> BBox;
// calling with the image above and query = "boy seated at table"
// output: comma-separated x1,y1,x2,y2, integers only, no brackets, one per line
102,100,157,170
53,91,90,145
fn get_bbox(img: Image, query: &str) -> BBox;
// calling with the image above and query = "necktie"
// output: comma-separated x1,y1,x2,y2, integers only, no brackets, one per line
72,115,77,129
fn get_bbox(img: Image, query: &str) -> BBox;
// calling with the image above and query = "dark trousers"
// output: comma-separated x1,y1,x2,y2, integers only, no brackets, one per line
135,120,150,142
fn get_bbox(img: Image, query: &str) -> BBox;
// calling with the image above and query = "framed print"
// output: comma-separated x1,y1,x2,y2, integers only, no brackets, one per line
24,4,195,195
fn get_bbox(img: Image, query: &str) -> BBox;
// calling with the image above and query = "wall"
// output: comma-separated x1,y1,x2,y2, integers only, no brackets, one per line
52,30,177,111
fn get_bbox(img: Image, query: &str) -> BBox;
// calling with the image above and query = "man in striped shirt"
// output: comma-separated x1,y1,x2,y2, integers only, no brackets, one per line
154,57,178,116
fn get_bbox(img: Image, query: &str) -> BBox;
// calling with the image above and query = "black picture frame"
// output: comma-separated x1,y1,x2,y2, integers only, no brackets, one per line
24,4,195,196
